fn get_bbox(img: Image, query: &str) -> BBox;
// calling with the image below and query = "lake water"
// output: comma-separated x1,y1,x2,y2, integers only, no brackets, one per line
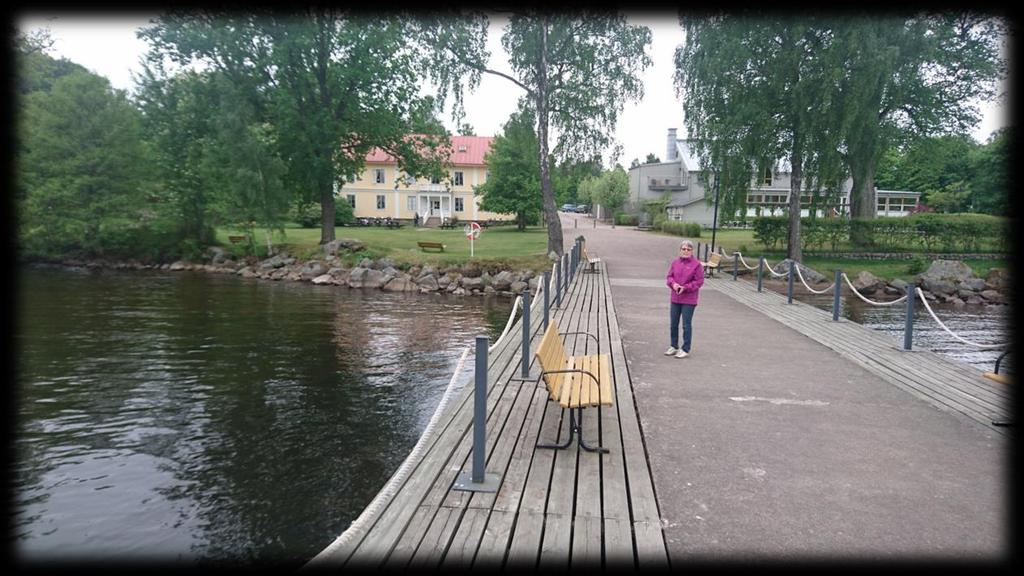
12,266,514,568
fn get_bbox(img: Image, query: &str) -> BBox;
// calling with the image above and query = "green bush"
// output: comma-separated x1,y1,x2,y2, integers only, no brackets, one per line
661,219,702,237
616,213,639,226
334,200,355,226
292,202,321,228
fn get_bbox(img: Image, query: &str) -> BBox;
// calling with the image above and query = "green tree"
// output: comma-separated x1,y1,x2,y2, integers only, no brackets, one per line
834,15,1007,220
676,16,846,261
458,122,475,136
140,10,482,245
552,156,603,207
475,108,542,230
429,12,652,255
592,166,630,218
18,69,149,258
644,153,661,164
968,128,1009,215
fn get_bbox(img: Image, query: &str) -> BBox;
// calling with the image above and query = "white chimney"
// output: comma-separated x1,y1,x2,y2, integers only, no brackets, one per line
667,128,678,162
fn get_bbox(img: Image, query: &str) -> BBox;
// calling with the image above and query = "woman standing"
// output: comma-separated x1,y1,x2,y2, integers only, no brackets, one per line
665,239,705,358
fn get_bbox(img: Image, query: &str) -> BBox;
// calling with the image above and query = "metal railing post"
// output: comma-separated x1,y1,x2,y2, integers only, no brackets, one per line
732,252,739,281
833,269,842,321
453,336,501,492
757,257,764,292
521,289,531,378
903,286,915,351
787,260,795,304
543,271,550,329
555,261,562,309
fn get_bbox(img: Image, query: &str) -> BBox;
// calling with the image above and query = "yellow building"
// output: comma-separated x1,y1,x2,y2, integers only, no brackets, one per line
340,135,513,225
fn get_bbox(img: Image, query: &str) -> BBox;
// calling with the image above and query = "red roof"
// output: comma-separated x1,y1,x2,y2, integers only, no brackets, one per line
365,135,493,167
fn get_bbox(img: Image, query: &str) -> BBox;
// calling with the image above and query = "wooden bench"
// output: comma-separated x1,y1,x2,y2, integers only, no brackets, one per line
701,251,722,277
228,235,247,244
417,241,446,252
582,247,601,274
533,320,613,453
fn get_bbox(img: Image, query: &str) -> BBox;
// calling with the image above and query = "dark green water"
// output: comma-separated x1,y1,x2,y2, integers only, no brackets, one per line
12,265,513,567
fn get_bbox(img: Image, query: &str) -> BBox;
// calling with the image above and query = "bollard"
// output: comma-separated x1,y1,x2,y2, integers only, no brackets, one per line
757,257,764,292
575,218,578,229
564,254,570,291
787,260,795,304
556,260,562,309
903,286,915,350
521,289,531,378
543,271,550,329
832,269,842,321
732,252,739,281
453,336,501,492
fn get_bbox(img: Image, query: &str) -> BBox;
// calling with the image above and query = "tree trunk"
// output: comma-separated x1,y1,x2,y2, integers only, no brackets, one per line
320,179,336,245
536,19,563,257
848,149,878,247
787,145,803,262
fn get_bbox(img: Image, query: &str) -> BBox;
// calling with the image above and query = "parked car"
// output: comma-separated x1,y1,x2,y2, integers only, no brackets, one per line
574,204,589,213
560,203,576,212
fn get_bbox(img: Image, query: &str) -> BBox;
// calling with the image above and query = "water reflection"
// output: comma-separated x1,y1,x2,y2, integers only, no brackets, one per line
14,267,513,567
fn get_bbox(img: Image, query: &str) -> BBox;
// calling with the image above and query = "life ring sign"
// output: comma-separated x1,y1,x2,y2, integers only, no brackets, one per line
464,222,482,257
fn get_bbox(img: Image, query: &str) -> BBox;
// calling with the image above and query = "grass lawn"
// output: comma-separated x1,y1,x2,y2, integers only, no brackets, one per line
651,228,1007,282
217,224,553,271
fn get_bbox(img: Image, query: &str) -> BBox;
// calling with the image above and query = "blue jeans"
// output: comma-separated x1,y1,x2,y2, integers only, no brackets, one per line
670,302,696,352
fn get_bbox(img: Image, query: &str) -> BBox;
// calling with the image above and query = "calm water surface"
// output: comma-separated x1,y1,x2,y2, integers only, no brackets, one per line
13,266,513,567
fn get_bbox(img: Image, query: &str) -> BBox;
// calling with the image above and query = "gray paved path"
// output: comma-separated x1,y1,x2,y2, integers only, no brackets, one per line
560,214,1008,562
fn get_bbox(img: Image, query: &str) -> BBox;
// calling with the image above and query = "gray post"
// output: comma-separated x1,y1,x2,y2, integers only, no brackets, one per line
472,336,487,481
833,269,842,321
556,261,562,309
732,252,739,281
903,286,915,350
543,271,550,329
521,289,531,378
787,260,795,304
564,254,570,291
453,336,501,492
757,257,764,292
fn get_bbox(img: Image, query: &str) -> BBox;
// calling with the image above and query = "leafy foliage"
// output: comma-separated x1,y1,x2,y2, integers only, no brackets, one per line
475,108,542,230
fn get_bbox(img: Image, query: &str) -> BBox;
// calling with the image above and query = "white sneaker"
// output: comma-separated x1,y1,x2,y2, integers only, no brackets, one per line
675,349,689,358
664,346,677,356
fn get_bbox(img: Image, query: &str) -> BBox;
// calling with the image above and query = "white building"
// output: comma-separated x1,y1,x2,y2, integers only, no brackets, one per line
625,128,920,227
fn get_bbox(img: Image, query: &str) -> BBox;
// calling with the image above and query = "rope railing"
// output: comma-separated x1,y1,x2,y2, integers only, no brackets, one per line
840,272,907,306
488,295,522,353
915,287,1010,349
792,263,836,295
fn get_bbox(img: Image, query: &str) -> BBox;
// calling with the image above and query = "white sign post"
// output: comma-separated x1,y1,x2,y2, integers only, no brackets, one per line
464,222,482,257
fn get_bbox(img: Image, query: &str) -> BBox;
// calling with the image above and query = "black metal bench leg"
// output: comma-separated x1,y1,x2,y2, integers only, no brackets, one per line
537,408,576,450
574,408,609,454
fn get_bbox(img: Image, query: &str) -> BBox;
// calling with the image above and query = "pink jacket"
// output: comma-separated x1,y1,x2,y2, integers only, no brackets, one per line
666,256,704,305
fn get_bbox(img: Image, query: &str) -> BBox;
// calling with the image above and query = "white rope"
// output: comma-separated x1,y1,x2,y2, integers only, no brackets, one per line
733,251,760,271
793,263,836,295
488,295,522,353
306,346,472,568
763,259,790,278
840,273,907,306
914,287,1010,349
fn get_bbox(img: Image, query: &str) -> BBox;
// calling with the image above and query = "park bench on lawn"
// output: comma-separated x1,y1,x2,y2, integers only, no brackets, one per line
417,241,446,252
534,320,613,453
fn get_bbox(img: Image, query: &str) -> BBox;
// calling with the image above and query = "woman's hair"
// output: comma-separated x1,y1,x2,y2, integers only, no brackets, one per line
679,239,694,250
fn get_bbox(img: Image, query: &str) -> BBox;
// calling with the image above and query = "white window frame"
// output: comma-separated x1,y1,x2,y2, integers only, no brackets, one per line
761,167,772,186
347,194,356,208
453,171,464,186
374,168,385,184
376,195,386,210
455,197,464,212
407,195,417,211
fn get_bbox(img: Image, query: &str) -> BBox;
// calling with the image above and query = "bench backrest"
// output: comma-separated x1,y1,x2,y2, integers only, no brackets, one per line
535,320,569,402
706,252,722,266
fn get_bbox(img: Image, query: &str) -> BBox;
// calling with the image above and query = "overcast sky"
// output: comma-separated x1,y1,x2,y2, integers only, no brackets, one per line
18,12,1011,168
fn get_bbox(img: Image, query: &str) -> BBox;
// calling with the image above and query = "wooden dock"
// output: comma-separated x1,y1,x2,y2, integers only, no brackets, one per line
709,276,1013,435
307,261,669,570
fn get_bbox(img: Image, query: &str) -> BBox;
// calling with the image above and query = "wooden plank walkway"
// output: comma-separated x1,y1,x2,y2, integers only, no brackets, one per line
306,260,669,570
708,276,1013,436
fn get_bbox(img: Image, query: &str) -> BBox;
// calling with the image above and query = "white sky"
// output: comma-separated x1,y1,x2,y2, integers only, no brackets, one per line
18,12,1010,168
